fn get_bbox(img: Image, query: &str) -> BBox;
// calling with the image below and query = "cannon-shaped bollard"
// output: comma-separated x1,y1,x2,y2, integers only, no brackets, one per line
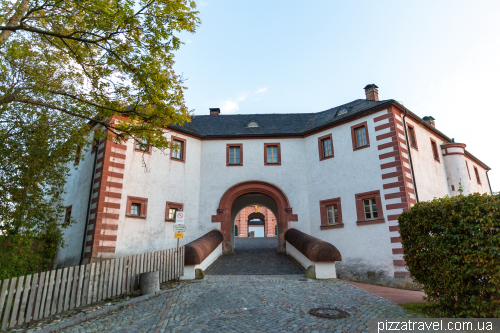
140,271,160,295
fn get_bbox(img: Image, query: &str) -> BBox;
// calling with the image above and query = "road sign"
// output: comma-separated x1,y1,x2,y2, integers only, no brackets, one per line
173,224,186,232
175,211,184,224
174,232,184,239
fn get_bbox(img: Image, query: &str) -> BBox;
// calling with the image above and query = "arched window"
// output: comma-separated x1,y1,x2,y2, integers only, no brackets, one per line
235,225,238,236
247,121,258,128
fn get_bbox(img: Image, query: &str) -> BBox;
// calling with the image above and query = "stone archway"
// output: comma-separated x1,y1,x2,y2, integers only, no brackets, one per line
211,180,298,253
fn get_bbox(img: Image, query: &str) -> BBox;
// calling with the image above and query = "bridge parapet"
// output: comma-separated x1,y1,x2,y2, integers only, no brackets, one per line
285,228,342,279
181,230,223,280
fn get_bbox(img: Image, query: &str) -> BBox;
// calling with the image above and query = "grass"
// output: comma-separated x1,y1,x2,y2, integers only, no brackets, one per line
399,303,438,318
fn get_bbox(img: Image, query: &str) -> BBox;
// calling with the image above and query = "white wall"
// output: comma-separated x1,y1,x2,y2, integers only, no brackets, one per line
114,132,202,257
304,110,395,277
54,144,96,267
405,119,450,201
197,137,311,237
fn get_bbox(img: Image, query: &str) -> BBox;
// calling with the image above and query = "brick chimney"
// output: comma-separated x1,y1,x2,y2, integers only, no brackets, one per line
422,116,435,127
209,108,220,115
364,84,379,101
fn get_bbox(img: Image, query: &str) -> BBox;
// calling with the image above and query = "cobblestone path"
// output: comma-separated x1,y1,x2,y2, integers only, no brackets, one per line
60,275,420,333
206,237,304,275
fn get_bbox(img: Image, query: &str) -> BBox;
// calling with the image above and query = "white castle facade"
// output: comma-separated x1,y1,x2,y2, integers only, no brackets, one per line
55,85,492,279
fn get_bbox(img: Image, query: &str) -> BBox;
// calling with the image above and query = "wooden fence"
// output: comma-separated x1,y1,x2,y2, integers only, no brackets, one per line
0,246,185,330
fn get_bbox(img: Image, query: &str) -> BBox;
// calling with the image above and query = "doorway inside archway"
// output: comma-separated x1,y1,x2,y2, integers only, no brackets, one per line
211,180,298,254
234,205,277,238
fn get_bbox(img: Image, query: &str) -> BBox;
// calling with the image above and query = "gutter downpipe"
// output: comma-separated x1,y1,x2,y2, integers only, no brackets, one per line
402,107,419,203
80,143,99,265
486,169,493,195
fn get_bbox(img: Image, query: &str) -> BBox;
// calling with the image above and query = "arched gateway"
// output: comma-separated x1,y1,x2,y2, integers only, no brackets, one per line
211,181,298,253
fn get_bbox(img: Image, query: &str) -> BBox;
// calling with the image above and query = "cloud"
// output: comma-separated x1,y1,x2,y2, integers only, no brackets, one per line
220,93,247,114
254,87,268,94
219,88,267,114
199,1,208,7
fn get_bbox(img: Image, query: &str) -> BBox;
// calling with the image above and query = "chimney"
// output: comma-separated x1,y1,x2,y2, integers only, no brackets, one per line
364,84,379,101
209,108,220,115
422,116,435,127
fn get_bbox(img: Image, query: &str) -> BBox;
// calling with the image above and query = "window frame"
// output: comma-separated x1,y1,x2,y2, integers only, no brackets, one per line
134,138,152,155
355,190,384,225
64,205,72,224
474,166,481,184
350,121,370,151
165,201,183,222
126,196,148,219
407,124,418,150
465,160,471,180
170,136,186,162
430,138,440,162
317,134,334,161
74,146,82,165
319,197,343,229
226,143,243,166
264,143,281,165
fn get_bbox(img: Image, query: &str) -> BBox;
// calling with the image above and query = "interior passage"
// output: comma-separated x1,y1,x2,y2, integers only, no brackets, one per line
206,237,304,275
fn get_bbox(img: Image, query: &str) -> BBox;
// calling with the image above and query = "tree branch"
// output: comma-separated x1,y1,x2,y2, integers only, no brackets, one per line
0,0,29,45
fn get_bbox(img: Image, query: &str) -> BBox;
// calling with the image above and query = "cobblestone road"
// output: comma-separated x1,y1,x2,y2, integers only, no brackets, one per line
206,237,304,275
60,275,420,333
58,238,422,333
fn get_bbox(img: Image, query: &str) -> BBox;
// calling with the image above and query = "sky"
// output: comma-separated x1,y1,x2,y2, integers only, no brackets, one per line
172,0,500,192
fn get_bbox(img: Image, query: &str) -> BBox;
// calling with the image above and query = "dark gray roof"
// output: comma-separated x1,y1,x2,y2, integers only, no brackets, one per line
169,99,392,138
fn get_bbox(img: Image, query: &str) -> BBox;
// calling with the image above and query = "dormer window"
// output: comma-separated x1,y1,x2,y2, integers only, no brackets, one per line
337,108,348,116
247,121,259,128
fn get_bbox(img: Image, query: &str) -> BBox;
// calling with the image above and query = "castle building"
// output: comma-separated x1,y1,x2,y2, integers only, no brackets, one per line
55,84,492,279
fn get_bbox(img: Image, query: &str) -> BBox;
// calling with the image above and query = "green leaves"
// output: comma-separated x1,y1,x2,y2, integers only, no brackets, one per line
0,0,200,278
399,193,500,317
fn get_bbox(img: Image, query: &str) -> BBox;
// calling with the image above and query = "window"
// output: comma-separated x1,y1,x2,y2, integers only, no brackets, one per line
226,144,243,166
91,135,99,154
466,161,471,180
327,205,338,224
165,202,183,222
74,146,81,165
170,136,186,162
350,122,370,151
264,143,281,165
407,125,418,149
126,196,148,219
363,198,378,220
355,127,367,147
135,138,150,153
430,139,439,161
451,185,455,191
319,197,343,229
474,166,481,184
247,121,259,128
64,205,72,224
337,108,348,116
130,203,141,216
355,190,384,225
317,134,334,160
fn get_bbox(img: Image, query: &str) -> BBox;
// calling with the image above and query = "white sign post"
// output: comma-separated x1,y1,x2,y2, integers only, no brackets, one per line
173,224,186,233
174,210,184,282
175,211,184,224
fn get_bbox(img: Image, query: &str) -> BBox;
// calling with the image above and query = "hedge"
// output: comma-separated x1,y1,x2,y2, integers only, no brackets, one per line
398,193,500,318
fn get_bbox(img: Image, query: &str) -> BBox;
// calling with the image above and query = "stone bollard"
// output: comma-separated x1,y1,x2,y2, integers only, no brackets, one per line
140,271,160,295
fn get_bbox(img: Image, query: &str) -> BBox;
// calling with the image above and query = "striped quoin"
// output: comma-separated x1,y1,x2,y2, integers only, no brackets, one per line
84,135,127,263
374,106,416,278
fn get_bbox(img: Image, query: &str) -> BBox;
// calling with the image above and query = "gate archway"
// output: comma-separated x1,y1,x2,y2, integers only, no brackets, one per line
211,180,298,253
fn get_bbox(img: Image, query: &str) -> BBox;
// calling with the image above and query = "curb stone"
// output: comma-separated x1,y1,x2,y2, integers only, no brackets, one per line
36,282,186,333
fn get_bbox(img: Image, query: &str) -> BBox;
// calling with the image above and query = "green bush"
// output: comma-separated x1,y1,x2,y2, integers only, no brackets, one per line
0,226,62,280
398,193,500,318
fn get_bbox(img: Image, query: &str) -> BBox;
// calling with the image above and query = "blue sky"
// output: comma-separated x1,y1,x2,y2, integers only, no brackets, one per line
173,0,500,192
